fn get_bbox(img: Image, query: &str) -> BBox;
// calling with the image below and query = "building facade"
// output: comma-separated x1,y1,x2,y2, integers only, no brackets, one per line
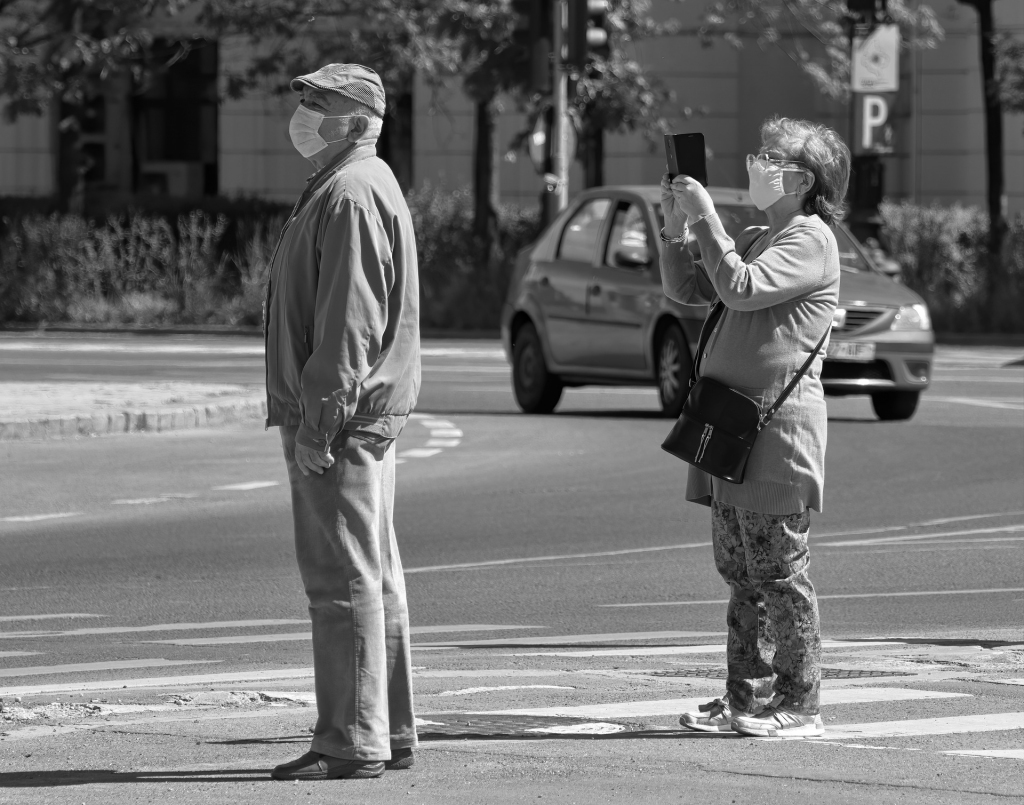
1,0,1021,216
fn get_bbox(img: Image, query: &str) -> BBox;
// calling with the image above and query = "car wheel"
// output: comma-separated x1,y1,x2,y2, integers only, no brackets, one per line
657,322,692,418
871,390,920,421
512,322,563,414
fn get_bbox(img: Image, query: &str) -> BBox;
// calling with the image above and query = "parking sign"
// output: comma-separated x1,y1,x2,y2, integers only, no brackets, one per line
853,93,896,154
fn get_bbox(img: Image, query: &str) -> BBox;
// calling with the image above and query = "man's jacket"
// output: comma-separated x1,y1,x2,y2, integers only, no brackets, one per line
264,140,420,451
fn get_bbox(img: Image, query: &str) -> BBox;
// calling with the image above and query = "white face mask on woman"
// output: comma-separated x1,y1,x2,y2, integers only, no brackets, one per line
288,104,357,158
746,154,808,211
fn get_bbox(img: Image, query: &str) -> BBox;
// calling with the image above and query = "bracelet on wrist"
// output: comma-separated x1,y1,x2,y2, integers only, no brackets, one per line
659,226,687,244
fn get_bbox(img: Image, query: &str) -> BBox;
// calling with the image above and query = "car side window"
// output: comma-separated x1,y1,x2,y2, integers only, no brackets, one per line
557,198,611,263
604,202,651,270
831,225,871,272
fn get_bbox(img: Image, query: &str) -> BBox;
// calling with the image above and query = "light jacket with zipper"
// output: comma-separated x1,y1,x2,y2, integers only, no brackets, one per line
264,140,420,451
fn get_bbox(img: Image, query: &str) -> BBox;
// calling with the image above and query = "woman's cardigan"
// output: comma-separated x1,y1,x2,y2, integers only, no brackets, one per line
660,212,840,514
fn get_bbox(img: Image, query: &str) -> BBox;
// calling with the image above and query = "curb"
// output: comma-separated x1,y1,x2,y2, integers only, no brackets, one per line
0,324,502,339
0,397,267,442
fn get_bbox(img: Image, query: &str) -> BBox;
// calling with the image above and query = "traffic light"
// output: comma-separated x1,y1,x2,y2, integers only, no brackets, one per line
566,0,611,70
512,0,553,93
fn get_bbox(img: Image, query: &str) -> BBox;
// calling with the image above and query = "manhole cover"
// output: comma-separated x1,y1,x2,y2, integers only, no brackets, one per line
415,714,638,739
646,668,913,679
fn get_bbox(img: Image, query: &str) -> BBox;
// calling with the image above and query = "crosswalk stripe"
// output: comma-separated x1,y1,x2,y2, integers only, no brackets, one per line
943,749,1024,760
0,651,40,658
0,613,103,622
406,543,712,574
511,639,897,658
413,631,723,648
146,624,547,646
822,712,1024,740
0,668,317,698
601,588,1023,608
469,688,969,718
0,618,309,639
0,659,218,678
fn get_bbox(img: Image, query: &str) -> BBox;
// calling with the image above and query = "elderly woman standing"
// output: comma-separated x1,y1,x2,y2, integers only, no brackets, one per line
660,117,850,738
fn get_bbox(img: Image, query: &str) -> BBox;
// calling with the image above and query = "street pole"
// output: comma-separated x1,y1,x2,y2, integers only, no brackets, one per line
551,0,568,212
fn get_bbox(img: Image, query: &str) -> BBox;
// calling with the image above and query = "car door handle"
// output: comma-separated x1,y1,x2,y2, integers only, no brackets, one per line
590,284,602,295
538,276,550,286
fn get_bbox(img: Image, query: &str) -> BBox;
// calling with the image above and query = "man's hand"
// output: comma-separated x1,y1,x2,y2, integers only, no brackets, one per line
295,443,335,476
660,173,688,238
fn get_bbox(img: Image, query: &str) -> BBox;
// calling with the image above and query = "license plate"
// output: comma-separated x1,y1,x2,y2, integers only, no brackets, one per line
827,340,876,362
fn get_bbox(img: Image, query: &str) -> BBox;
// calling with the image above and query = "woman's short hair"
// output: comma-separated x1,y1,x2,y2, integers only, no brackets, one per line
760,117,851,224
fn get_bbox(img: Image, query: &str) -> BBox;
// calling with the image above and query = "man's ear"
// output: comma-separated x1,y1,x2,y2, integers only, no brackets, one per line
345,114,371,142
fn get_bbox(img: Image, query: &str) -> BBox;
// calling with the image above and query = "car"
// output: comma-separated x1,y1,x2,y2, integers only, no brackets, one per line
501,185,934,421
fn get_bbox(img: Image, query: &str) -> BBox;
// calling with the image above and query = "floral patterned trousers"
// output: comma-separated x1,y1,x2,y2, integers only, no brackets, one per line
711,501,821,715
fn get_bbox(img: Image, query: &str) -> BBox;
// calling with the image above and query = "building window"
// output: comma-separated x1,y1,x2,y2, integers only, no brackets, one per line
134,40,219,197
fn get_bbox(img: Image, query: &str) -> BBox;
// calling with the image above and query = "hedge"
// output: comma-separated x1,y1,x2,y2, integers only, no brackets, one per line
0,185,541,331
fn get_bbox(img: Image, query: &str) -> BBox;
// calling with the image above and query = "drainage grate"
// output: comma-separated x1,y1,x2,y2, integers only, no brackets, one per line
416,714,640,739
646,668,914,679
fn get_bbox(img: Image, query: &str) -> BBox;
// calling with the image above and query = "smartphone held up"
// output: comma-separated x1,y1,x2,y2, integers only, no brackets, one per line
664,132,708,186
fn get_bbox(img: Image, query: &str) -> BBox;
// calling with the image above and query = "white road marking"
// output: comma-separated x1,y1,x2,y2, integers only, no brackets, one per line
472,688,968,718
926,396,1024,411
0,618,310,640
822,712,1024,740
418,419,456,429
421,365,509,373
917,510,1024,526
414,630,723,648
146,624,546,646
511,645,726,658
816,525,908,538
212,481,279,491
425,439,461,448
0,668,316,698
1,513,81,523
944,749,1024,760
428,428,463,438
825,525,1024,547
112,497,172,505
398,448,442,459
982,678,1024,686
0,342,265,355
601,587,1024,608
0,651,40,658
0,659,219,678
0,613,103,623
436,685,575,697
413,670,570,679
405,542,712,574
527,723,627,735
420,348,505,358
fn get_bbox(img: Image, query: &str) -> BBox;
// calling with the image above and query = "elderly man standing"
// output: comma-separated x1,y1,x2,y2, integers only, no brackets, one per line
265,63,420,781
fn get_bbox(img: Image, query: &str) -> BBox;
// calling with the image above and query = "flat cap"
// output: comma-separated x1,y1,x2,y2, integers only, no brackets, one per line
290,63,386,118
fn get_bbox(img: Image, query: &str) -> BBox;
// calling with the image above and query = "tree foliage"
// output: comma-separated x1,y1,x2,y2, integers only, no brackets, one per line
0,0,195,120
697,0,943,100
994,33,1024,115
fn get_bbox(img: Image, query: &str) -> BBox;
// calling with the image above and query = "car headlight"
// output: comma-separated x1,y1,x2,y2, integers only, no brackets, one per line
891,303,932,331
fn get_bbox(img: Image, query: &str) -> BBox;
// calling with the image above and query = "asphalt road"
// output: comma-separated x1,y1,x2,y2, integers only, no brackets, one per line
0,334,1022,803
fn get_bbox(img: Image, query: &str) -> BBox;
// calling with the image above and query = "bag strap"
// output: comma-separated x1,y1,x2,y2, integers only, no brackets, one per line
688,300,724,390
758,325,831,429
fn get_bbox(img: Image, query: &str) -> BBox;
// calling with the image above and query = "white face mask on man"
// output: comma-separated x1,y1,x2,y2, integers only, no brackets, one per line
288,104,358,158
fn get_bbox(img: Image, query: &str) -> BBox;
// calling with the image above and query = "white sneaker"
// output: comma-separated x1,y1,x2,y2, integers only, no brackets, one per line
679,697,746,733
730,695,824,738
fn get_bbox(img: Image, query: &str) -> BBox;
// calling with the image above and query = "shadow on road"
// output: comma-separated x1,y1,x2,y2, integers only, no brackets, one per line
0,768,275,787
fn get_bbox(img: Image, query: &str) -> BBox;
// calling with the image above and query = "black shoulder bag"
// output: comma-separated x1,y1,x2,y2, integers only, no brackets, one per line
661,301,830,484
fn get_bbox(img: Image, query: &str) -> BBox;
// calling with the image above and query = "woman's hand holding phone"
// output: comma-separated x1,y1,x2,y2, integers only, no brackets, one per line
661,173,716,238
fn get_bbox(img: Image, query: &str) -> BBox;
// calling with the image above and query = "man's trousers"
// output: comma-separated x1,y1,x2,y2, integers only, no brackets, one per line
281,426,417,760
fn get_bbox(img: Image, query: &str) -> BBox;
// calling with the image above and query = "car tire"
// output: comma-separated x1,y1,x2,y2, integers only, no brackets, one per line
512,322,563,414
656,322,692,418
871,390,920,421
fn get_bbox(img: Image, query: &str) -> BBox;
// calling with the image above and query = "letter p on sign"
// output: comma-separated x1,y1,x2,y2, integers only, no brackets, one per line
854,92,896,155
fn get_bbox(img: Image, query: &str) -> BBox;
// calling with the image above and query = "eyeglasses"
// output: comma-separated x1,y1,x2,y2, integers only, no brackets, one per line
746,153,807,171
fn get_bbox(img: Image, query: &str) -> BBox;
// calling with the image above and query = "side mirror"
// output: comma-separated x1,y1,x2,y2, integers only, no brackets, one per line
614,249,652,269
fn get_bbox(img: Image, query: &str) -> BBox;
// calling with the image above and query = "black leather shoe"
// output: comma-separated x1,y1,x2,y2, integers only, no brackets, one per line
271,750,385,780
385,748,414,770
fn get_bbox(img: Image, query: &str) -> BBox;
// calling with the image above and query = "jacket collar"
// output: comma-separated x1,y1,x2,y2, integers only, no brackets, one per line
306,139,377,190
